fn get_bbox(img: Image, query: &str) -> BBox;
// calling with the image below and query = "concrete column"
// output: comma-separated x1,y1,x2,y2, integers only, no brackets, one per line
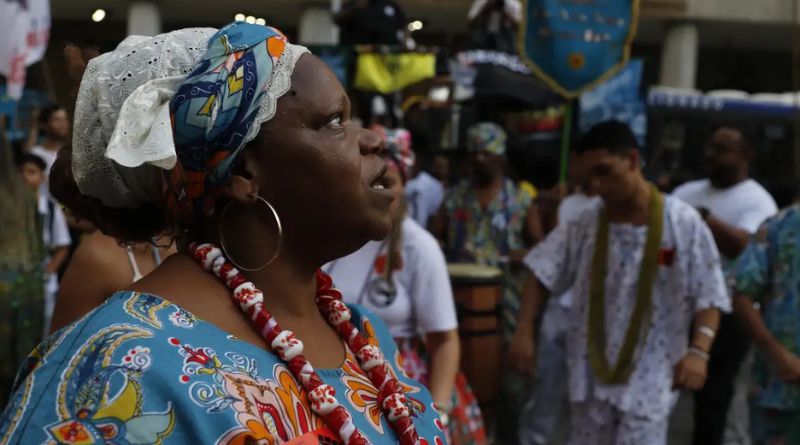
299,7,339,45
658,23,698,88
127,2,162,37
330,0,343,45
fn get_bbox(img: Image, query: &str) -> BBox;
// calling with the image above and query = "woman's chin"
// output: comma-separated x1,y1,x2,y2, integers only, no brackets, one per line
365,213,393,241
349,205,391,242
321,216,391,264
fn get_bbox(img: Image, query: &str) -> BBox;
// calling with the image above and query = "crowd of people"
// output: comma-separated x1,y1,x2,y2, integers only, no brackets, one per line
0,10,798,445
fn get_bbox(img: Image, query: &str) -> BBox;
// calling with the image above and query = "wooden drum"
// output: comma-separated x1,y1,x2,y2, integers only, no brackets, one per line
448,263,503,417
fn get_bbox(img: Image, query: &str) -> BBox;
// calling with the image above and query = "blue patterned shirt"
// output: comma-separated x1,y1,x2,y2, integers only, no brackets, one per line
735,204,800,410
444,178,532,267
0,292,447,445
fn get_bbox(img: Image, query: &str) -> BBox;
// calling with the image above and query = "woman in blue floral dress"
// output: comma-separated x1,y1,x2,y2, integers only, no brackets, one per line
0,22,446,445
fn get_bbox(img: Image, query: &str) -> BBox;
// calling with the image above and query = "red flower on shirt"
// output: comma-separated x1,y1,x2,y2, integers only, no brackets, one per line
658,248,676,266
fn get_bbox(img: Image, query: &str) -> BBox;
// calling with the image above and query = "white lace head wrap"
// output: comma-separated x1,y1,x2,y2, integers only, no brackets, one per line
72,22,309,214
72,27,216,208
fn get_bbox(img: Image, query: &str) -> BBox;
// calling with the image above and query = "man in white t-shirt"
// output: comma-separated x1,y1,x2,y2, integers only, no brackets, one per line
673,126,778,445
405,166,445,229
29,105,70,179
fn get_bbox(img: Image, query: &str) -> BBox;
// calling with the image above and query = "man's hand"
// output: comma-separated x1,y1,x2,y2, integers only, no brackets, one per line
507,327,536,375
771,348,800,384
673,353,708,391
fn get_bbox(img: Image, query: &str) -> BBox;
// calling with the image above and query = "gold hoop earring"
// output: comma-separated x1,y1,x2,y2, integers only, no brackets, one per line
219,193,283,271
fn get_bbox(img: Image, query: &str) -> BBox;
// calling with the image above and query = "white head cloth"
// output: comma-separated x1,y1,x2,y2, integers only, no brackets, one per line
72,28,216,208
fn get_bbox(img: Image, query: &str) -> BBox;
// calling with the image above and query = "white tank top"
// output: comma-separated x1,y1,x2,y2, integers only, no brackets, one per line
125,246,162,282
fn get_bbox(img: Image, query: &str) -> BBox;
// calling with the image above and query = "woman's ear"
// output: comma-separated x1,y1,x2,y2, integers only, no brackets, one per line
224,154,260,203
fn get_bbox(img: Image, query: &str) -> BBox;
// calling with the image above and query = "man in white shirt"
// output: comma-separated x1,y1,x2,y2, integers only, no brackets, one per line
509,121,729,445
29,104,70,179
18,153,72,335
27,105,72,330
673,126,778,445
405,164,445,229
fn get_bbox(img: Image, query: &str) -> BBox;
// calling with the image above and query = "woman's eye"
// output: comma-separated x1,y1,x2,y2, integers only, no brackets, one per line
327,115,343,127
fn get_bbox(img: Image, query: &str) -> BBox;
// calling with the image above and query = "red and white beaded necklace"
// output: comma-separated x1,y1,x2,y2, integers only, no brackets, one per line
190,243,421,445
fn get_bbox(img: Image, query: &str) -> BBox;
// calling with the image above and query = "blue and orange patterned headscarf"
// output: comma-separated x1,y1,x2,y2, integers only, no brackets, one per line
168,22,308,222
467,122,507,156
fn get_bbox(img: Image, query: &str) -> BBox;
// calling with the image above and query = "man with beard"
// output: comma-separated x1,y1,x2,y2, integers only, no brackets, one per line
510,120,729,445
433,122,541,267
673,126,778,445
432,121,542,442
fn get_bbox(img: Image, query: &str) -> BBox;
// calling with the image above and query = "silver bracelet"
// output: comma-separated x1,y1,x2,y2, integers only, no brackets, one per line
688,346,710,361
696,326,716,339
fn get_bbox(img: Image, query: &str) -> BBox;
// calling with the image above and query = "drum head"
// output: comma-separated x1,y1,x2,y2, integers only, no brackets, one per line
448,263,503,285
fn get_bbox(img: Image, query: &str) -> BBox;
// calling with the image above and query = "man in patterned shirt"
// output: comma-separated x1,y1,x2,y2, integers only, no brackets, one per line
509,120,730,445
430,121,542,443
734,205,800,444
431,121,545,339
432,122,541,267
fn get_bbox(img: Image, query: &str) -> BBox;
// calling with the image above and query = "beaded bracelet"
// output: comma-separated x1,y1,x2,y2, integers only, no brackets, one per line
696,325,716,339
688,346,710,361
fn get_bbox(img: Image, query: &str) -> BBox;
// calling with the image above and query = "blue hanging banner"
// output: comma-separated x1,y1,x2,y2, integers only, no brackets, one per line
518,0,640,98
580,59,646,146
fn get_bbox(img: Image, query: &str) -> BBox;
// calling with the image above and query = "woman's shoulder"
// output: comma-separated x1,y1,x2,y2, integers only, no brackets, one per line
77,230,122,252
3,295,445,444
8,290,273,388
51,236,132,331
46,291,274,361
63,232,132,285
0,291,285,444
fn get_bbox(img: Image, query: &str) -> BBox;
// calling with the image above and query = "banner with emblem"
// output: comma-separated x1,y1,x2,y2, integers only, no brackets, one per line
580,59,646,146
518,0,640,98
353,51,436,94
